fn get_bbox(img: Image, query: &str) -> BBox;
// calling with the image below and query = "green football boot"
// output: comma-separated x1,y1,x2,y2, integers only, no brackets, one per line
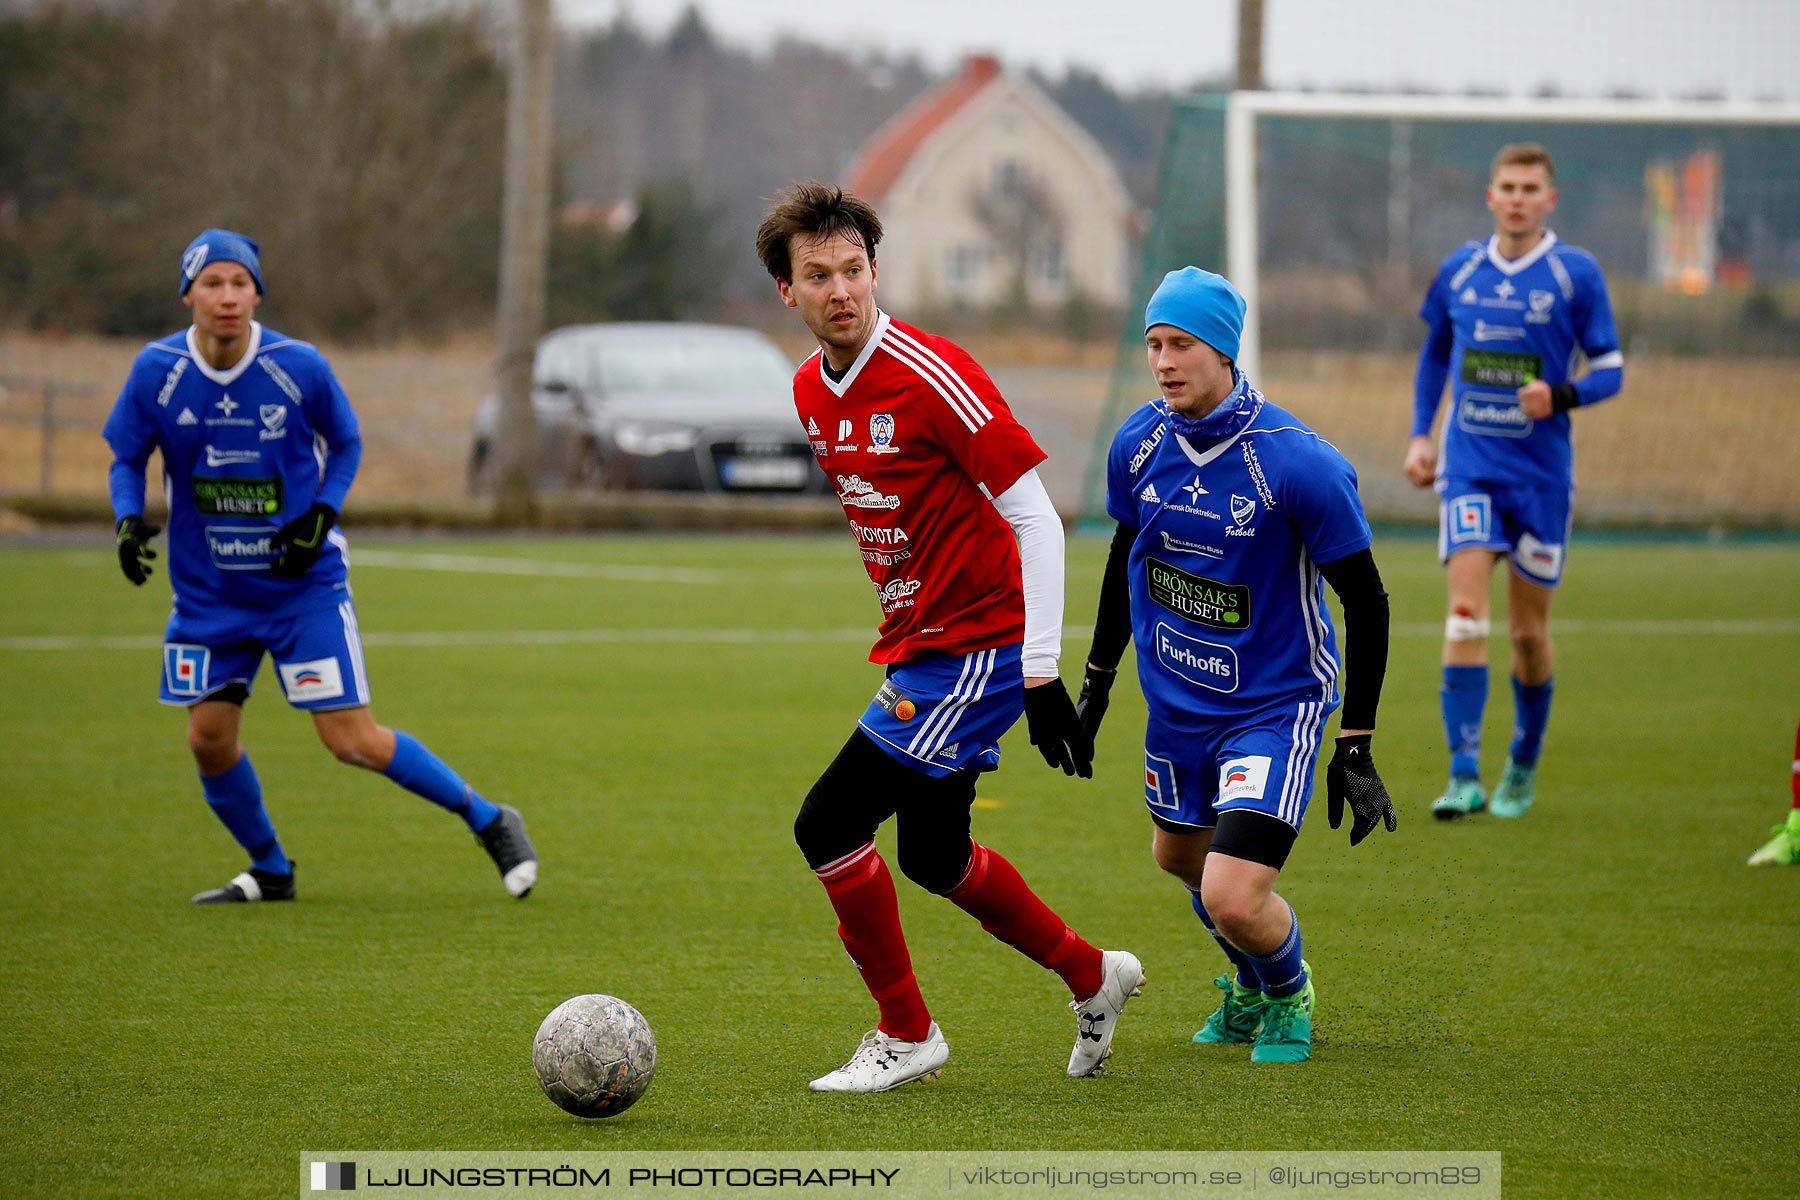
1431,777,1486,820
1747,812,1800,866
1489,757,1537,819
1193,974,1264,1044
1251,960,1313,1064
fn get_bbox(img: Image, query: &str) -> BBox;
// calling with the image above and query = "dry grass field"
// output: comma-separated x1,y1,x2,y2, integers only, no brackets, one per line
3,330,1797,527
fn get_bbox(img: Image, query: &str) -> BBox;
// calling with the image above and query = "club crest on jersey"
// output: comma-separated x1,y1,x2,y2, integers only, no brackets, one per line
1230,494,1256,527
259,404,287,441
868,412,898,454
1527,289,1556,323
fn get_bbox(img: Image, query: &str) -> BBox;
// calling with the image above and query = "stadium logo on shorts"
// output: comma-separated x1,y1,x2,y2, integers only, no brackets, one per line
1217,755,1272,806
279,658,346,703
164,644,211,698
1449,496,1492,543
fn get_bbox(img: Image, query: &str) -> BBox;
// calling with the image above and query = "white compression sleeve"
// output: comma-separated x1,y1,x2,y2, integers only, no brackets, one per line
992,468,1064,678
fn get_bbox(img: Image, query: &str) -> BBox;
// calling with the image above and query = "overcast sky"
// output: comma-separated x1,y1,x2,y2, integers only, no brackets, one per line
557,0,1800,101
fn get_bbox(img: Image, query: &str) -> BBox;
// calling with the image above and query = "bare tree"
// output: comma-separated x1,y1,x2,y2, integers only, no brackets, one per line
492,0,553,522
968,163,1066,315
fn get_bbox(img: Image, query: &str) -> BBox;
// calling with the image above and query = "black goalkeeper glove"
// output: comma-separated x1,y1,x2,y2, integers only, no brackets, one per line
1075,664,1115,744
269,502,337,579
1326,734,1397,847
116,514,160,586
1023,677,1094,779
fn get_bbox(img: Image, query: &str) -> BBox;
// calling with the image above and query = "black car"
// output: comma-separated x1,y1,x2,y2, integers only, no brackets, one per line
469,322,825,494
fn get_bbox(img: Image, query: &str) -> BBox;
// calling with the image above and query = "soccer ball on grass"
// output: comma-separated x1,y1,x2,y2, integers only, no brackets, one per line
532,994,657,1118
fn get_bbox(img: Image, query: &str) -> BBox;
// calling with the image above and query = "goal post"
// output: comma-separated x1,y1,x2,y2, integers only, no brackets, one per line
1084,91,1800,530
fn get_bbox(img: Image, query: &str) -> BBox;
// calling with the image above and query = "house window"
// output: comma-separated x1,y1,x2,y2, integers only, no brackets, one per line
946,245,983,287
995,159,1026,200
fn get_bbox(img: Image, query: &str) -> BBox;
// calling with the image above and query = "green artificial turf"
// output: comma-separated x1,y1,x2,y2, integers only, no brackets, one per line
1,534,1795,1198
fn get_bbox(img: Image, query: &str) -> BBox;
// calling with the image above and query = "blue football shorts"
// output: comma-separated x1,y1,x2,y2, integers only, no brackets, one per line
1437,475,1574,587
857,643,1025,778
160,593,372,711
1142,697,1333,832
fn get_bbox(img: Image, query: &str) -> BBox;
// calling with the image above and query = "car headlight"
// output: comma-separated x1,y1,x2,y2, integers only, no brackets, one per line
612,422,700,456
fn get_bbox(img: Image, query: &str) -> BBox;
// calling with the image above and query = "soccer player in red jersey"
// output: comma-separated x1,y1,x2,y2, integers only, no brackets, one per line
1746,716,1800,866
755,181,1143,1092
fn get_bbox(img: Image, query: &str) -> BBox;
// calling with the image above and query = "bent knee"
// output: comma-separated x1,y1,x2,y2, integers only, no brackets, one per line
895,832,971,895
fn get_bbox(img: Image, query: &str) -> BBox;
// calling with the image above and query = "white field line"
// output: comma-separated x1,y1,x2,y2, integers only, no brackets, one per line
4,618,1799,652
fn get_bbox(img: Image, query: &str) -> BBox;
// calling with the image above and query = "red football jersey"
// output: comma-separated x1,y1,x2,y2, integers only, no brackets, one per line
794,312,1047,664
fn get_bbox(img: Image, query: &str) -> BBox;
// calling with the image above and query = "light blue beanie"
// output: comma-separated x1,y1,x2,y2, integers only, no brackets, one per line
180,229,264,295
1144,266,1245,361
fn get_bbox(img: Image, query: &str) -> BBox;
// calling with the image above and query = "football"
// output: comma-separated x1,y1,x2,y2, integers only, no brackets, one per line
532,994,658,1118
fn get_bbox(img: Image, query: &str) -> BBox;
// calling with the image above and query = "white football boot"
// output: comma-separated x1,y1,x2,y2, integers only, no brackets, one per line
1067,949,1145,1077
808,1022,948,1093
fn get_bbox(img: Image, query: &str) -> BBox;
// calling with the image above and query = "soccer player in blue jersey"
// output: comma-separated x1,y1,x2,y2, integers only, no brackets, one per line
1405,144,1624,820
1077,267,1396,1063
104,230,538,903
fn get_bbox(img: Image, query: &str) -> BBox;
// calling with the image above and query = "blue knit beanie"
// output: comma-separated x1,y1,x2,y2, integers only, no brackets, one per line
1145,267,1244,361
180,229,264,295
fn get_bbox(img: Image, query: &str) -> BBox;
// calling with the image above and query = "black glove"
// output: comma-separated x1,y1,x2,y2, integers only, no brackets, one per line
116,515,160,586
1023,678,1094,779
1075,664,1115,744
1326,734,1397,847
269,502,337,579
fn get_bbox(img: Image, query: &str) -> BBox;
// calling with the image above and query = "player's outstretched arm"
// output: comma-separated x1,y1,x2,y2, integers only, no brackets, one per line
1318,547,1396,846
1076,520,1138,745
995,469,1094,778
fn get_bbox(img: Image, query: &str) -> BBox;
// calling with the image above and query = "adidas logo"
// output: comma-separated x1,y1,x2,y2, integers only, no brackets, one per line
176,408,198,426
936,743,960,760
806,417,820,436
1139,483,1161,504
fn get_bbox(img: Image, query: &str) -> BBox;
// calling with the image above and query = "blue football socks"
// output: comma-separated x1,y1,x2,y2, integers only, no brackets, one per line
1441,664,1489,780
1510,675,1554,766
1191,887,1260,989
200,754,289,875
1245,901,1307,998
384,731,501,832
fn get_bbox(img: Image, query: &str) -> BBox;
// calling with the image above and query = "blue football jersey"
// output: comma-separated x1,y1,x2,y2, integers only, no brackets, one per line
1417,232,1622,487
1105,381,1372,729
104,321,363,618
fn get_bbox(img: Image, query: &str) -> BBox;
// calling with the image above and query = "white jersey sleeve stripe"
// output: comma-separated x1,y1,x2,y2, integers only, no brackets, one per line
885,327,994,422
1587,350,1624,370
881,340,983,432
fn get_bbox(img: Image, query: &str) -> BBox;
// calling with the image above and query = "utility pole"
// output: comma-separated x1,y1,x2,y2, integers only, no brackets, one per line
493,0,554,523
1237,0,1265,91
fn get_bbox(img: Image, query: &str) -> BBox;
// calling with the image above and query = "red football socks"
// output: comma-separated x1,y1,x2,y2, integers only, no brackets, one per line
815,842,932,1042
947,841,1104,1000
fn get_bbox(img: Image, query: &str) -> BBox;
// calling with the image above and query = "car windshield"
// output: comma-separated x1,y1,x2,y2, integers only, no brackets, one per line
594,335,794,403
